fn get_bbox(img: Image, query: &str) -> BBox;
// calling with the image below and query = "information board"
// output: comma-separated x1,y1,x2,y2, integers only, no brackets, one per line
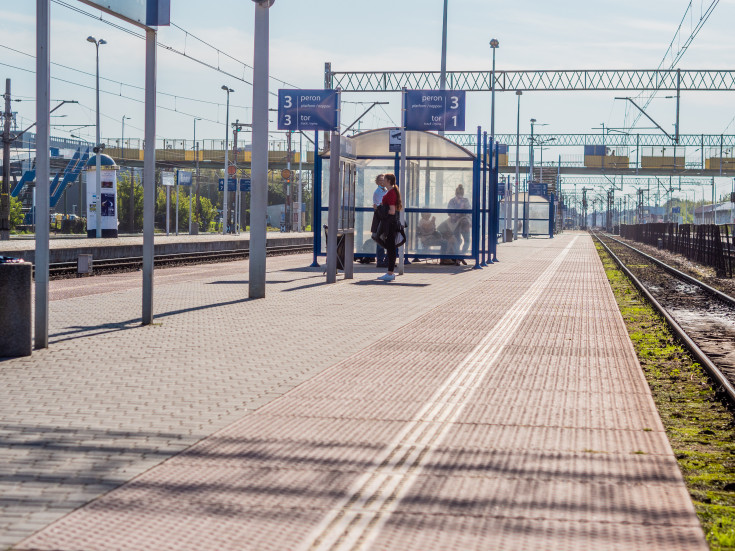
404,90,465,132
218,178,251,192
277,89,338,131
528,182,548,197
161,171,175,187
178,171,192,185
77,0,170,28
388,130,402,153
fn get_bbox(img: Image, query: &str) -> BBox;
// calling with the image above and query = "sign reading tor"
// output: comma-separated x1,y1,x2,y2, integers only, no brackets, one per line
277,89,339,131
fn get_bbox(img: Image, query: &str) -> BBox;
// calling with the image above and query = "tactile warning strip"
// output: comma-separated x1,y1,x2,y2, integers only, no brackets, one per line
16,234,707,551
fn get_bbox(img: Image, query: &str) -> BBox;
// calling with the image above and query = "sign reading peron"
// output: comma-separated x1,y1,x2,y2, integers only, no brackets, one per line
404,90,465,132
277,90,338,131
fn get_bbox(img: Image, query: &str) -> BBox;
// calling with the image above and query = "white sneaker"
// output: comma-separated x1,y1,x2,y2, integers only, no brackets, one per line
377,273,395,282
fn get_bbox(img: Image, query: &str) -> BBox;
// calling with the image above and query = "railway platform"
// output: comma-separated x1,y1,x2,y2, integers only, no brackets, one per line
1,232,707,550
0,231,312,264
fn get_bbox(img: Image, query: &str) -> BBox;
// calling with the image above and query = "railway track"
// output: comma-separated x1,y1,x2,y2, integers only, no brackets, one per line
46,243,312,278
593,232,735,403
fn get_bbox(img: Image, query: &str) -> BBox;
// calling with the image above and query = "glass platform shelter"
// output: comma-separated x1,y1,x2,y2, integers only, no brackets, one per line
314,128,484,266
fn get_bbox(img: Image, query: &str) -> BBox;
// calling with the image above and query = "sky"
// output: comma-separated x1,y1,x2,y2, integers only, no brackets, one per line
3,0,735,198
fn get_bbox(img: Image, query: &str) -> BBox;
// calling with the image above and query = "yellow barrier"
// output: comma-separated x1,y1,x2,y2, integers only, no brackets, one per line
640,156,684,169
584,155,629,169
705,158,735,170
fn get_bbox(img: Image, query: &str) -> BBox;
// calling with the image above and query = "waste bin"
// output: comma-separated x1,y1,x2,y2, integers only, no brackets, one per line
323,225,346,271
0,257,32,357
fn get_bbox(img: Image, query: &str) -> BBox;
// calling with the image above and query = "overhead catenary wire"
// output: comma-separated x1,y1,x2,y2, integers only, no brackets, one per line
0,61,227,134
0,43,253,111
50,0,299,97
626,0,719,130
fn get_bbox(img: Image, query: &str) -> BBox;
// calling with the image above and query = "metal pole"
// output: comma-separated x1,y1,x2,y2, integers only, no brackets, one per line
142,28,157,325
189,122,193,234
489,39,502,240
233,121,240,234
326,131,340,283
514,90,521,239
1,78,11,240
94,41,102,238
440,0,448,92
674,69,681,144
121,115,125,160
222,87,230,234
165,183,169,236
286,130,292,231
194,117,200,234
175,169,179,236
297,131,303,231
398,88,407,275
35,0,50,348
249,0,271,299
129,167,134,231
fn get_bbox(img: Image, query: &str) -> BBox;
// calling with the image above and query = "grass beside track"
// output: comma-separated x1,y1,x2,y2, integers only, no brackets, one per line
595,239,735,550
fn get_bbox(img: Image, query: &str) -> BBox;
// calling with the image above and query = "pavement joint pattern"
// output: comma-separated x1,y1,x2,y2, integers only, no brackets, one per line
1,233,708,550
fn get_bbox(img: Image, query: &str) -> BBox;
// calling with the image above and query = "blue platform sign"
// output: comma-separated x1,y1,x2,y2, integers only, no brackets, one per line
404,90,465,131
178,171,192,186
77,0,170,28
672,206,681,214
277,89,338,131
218,178,251,192
528,182,548,197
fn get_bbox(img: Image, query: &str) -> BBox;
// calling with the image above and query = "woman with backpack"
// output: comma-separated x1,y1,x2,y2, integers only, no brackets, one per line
377,173,403,282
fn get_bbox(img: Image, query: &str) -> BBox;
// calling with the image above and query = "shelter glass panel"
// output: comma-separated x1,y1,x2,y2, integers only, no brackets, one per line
320,129,477,258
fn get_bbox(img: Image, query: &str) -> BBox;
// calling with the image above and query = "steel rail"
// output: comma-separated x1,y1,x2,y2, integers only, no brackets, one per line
604,233,735,307
593,232,735,404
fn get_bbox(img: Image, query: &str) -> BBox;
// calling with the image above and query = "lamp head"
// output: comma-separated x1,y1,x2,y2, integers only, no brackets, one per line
99,39,107,45
87,36,96,43
530,118,536,123
516,90,522,96
490,38,499,48
251,0,275,6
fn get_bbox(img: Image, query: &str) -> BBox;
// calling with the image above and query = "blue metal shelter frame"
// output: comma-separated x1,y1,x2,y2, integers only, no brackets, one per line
312,128,502,267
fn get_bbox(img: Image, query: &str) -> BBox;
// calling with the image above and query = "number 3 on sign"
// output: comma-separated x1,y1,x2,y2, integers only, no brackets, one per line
449,96,459,109
283,95,292,108
284,114,292,126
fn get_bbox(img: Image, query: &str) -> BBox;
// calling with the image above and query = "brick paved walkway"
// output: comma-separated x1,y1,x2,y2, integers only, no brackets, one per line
2,233,706,550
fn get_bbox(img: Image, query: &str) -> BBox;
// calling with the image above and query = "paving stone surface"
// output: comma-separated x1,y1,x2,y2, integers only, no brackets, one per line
2,233,707,550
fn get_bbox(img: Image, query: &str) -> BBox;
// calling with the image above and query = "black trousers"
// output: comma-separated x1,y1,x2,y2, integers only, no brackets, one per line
385,221,397,272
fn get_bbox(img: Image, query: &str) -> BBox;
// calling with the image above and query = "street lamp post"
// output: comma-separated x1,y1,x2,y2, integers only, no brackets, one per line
87,35,106,238
537,137,556,184
490,38,504,243
221,85,233,235
192,117,201,234
525,118,536,238
121,115,130,160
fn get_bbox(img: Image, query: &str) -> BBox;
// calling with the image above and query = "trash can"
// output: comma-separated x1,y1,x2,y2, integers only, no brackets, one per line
323,225,346,270
0,257,32,357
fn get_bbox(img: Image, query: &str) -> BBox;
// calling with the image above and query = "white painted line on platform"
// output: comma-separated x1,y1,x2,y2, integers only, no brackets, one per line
300,237,579,551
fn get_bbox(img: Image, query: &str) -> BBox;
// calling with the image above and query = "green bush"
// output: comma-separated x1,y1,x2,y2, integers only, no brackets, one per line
9,195,23,230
